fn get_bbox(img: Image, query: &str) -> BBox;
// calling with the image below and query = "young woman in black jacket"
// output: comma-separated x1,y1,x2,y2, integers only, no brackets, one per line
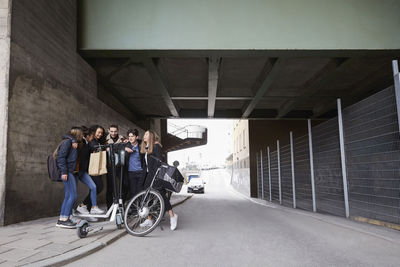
139,130,178,231
75,126,104,215
78,125,106,214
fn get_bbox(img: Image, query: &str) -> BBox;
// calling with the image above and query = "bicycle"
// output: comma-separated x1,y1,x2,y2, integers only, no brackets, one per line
124,157,183,237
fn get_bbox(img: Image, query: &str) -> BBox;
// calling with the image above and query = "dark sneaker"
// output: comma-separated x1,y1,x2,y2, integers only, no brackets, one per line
56,219,77,229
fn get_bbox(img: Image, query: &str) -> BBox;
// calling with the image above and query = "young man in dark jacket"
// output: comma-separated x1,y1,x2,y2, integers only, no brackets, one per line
105,124,130,209
125,129,144,199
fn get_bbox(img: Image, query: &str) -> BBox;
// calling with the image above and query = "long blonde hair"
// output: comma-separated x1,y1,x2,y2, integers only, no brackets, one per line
141,130,155,154
70,128,83,143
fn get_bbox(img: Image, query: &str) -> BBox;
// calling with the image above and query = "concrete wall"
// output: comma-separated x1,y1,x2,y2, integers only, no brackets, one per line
2,0,144,225
0,0,11,226
248,120,308,197
232,120,250,196
79,0,400,50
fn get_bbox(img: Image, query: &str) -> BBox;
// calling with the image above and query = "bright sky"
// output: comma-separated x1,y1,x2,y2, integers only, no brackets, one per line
167,119,234,167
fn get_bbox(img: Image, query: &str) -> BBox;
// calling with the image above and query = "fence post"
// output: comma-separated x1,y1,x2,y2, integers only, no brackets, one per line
277,140,282,205
392,60,400,133
308,119,317,212
290,131,296,209
337,98,350,218
267,146,272,202
256,152,260,198
260,149,264,200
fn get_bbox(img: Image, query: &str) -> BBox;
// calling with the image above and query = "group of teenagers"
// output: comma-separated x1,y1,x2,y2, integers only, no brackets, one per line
55,124,178,231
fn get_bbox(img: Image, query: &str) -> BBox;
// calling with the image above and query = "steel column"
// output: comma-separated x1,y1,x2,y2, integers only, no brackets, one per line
392,60,400,134
260,149,265,200
256,152,260,198
277,140,282,205
337,98,350,218
308,119,317,212
267,146,272,202
290,131,296,209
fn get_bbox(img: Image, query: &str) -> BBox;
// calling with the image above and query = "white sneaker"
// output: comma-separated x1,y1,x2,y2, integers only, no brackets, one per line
77,205,89,215
140,218,154,228
86,217,98,222
90,206,105,214
170,213,178,231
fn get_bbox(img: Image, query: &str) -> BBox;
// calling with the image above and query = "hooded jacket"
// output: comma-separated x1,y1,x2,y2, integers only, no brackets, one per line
56,134,78,175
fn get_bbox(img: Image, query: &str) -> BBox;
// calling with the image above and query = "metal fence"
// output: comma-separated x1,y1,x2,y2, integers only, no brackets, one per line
343,87,400,224
256,79,400,225
313,118,345,217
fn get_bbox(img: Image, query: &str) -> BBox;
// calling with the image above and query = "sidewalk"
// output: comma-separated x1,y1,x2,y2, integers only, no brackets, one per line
0,194,192,267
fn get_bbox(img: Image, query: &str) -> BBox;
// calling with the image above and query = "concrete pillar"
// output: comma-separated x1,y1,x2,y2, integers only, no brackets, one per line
0,0,11,226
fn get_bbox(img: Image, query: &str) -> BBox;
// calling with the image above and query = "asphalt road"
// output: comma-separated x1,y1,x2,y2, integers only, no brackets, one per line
68,169,400,267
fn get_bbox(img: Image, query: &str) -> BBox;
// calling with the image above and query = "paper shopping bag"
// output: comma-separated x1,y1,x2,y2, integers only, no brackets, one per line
88,151,108,176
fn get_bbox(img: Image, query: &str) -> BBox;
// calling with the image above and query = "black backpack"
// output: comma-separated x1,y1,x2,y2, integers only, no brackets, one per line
47,140,70,182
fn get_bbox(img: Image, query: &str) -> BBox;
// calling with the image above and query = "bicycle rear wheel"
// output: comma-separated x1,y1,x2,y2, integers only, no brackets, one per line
124,189,165,237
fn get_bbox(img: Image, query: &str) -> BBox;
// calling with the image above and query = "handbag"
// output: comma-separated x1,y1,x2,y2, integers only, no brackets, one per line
88,151,108,176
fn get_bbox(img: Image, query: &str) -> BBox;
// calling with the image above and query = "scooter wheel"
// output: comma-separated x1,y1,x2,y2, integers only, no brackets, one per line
77,222,89,238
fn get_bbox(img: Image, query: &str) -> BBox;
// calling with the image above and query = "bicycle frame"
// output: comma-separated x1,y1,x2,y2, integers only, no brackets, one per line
139,165,167,209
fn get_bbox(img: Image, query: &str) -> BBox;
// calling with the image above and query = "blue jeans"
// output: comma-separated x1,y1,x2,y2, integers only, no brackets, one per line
60,172,77,218
77,171,97,207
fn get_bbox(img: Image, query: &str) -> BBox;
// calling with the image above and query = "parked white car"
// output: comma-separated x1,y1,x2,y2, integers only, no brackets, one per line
187,178,205,194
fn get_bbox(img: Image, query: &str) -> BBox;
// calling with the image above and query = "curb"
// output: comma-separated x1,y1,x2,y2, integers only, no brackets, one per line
27,194,193,267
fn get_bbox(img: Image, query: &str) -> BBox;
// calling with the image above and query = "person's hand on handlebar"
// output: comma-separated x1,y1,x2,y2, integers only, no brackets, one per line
125,147,134,153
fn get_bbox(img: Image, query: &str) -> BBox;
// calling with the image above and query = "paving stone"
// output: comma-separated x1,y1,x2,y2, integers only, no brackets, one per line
0,237,21,246
0,260,18,267
4,239,51,250
0,229,26,238
0,247,12,255
0,248,38,262
44,234,81,244
36,242,80,254
19,250,60,264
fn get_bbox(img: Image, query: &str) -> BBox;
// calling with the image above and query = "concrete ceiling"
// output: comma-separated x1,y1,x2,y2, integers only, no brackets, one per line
83,52,398,120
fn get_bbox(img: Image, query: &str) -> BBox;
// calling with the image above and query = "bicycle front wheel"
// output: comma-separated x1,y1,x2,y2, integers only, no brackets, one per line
124,189,165,237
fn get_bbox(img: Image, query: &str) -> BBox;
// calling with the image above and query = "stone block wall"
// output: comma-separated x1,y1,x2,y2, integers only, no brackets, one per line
2,0,144,225
0,0,11,226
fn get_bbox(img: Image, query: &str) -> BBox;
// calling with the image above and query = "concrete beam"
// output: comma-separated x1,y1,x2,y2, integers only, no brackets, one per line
104,58,134,79
98,76,144,123
0,0,11,226
242,58,285,118
80,0,400,50
171,96,298,100
80,49,400,59
277,58,348,118
142,58,179,117
208,57,220,117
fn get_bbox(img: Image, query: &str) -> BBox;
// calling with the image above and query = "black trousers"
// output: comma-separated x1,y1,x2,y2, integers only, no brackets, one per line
151,177,173,211
127,170,143,199
83,175,103,210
